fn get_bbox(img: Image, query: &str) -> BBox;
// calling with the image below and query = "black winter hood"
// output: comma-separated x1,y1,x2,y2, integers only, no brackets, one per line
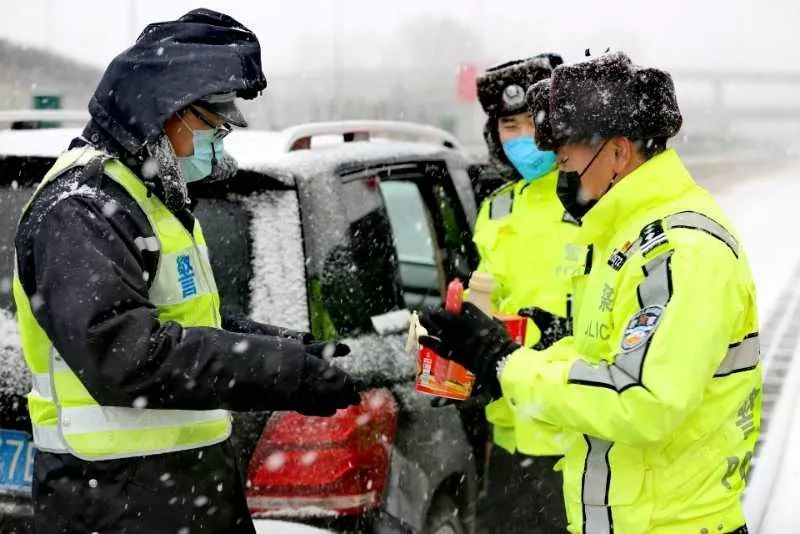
88,8,267,157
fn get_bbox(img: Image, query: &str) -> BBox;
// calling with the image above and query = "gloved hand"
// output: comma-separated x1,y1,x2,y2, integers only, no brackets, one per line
419,302,520,398
304,341,351,359
294,352,362,417
517,307,571,350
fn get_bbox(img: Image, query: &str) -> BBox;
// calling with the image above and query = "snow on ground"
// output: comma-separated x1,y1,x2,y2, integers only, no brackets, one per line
713,166,800,322
710,163,800,533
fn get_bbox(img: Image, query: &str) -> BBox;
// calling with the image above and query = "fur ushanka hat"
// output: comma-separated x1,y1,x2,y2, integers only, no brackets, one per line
528,51,682,150
476,54,563,179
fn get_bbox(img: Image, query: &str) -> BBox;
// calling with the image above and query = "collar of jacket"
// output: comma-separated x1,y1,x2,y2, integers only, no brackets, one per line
70,121,193,220
577,149,695,249
517,166,559,196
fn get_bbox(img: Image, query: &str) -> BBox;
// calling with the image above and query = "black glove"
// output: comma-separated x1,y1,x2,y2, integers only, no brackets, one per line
419,302,519,398
294,353,362,417
517,307,571,350
304,341,351,359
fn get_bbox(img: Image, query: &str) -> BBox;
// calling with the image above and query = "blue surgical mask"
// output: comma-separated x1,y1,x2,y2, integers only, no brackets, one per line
502,136,557,183
177,129,225,183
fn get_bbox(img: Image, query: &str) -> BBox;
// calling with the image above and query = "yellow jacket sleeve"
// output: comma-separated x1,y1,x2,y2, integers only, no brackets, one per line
487,337,580,455
499,243,744,447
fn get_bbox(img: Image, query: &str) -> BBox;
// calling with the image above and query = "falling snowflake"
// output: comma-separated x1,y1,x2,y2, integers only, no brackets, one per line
300,451,318,466
266,451,287,471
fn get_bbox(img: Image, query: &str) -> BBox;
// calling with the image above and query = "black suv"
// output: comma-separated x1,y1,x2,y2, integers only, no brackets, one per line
0,120,483,533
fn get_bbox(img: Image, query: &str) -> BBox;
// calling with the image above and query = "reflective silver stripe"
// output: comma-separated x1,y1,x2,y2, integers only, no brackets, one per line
637,251,673,307
51,351,70,373
133,236,160,252
665,211,739,257
616,212,737,271
716,334,760,377
149,246,216,306
568,252,673,391
32,423,68,453
582,436,613,534
60,405,230,435
489,190,514,219
31,372,52,398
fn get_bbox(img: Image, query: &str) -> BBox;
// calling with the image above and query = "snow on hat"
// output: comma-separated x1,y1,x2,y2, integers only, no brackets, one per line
546,51,682,148
477,54,563,118
525,78,556,151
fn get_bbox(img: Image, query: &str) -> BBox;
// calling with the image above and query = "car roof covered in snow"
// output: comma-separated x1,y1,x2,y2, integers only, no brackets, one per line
0,127,463,188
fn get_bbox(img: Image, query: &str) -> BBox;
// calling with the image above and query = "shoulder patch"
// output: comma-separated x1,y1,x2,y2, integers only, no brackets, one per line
639,220,669,257
490,189,514,219
620,305,664,352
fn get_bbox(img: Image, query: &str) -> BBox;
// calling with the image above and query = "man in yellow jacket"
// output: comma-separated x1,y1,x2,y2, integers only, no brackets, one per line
471,54,580,532
422,52,760,534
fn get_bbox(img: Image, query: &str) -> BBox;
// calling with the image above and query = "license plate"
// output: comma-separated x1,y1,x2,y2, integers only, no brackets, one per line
0,429,33,495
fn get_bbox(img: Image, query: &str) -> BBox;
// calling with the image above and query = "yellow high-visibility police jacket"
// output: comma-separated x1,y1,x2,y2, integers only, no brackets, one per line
498,150,761,533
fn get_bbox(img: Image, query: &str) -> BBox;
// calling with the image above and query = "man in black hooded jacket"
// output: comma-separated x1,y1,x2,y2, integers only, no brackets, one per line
13,9,360,534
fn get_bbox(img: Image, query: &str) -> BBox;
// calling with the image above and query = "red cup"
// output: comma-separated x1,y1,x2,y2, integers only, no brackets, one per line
499,315,528,345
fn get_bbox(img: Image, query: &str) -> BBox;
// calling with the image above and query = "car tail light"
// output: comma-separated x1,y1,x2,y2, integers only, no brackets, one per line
246,388,398,518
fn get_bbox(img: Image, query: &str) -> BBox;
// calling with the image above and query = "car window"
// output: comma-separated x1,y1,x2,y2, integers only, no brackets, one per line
305,163,474,340
192,197,253,318
312,177,404,338
379,180,444,309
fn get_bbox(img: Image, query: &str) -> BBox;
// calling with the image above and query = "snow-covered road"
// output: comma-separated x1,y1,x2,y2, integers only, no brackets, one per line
707,162,800,533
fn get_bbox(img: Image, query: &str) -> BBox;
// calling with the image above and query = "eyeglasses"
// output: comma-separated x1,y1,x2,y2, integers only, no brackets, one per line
184,106,232,141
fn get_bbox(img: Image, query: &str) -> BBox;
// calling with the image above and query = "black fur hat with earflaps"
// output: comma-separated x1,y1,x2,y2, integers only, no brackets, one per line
533,51,682,150
476,54,563,181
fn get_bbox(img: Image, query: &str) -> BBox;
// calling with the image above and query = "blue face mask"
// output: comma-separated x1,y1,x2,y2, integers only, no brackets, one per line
502,136,557,183
177,129,225,183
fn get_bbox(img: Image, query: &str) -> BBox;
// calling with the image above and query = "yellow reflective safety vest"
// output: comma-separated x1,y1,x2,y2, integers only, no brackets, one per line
13,147,230,460
498,150,761,533
473,169,581,454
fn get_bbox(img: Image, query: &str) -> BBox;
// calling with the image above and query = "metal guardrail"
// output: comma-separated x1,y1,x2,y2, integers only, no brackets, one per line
0,109,90,124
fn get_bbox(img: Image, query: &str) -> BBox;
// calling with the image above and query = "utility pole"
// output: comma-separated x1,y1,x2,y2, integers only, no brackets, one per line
129,0,138,43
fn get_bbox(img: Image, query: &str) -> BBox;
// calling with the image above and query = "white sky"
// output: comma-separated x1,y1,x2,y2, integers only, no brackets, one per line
1,0,799,73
